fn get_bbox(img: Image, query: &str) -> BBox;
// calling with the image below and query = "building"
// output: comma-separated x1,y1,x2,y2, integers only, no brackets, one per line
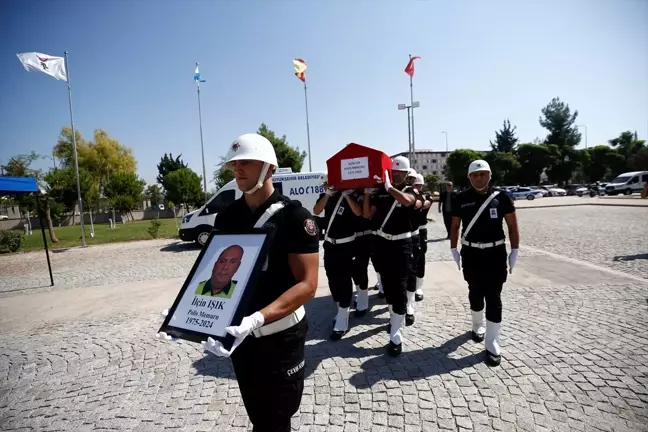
391,149,450,179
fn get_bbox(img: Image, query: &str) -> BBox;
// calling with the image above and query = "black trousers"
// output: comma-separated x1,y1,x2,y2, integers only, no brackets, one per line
416,228,427,278
407,234,421,293
231,319,308,432
443,212,452,237
461,245,507,323
372,236,412,315
323,241,355,308
352,235,372,290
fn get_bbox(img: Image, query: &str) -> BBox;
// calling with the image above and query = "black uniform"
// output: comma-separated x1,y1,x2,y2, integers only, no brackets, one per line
451,187,515,323
414,192,430,279
439,190,454,238
319,192,359,309
406,190,424,294
370,186,416,316
351,191,372,292
213,190,319,432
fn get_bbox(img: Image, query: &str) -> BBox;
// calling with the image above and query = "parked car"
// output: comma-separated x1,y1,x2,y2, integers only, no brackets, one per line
0,215,8,220
507,187,544,200
538,185,566,196
565,184,585,196
575,187,590,197
529,186,551,197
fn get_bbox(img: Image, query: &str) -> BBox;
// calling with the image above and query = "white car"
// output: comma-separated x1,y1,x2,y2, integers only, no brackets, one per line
507,187,544,200
538,186,566,196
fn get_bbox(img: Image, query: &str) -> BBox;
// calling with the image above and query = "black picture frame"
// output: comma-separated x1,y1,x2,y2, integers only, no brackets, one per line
158,227,275,350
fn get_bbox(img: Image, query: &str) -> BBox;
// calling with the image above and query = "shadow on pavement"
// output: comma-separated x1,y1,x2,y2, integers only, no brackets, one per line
613,253,648,262
160,241,201,253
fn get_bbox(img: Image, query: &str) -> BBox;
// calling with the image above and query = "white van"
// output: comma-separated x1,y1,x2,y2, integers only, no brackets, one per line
604,171,648,196
179,168,327,246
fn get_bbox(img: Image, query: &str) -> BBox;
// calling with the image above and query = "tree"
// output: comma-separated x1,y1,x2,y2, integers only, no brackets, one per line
103,172,145,220
490,119,519,153
164,168,204,211
213,157,235,191
485,152,521,185
609,131,646,169
443,149,484,188
257,124,307,172
144,184,164,207
2,152,58,242
157,153,188,191
54,127,137,191
43,167,93,225
581,146,625,182
539,97,582,185
516,144,554,186
423,174,440,193
628,147,648,171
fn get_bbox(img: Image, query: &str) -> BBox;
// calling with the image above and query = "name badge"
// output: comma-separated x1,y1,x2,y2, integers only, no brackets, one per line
490,208,498,219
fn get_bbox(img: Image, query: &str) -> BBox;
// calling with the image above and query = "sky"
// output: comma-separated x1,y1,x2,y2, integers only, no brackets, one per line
1,0,647,188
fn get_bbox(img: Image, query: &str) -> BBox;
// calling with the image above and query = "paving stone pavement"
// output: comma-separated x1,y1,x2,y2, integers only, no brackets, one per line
1,205,647,431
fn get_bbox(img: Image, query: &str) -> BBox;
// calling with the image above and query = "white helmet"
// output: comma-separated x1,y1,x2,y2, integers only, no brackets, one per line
407,168,417,178
414,174,424,185
392,156,410,172
225,133,278,167
225,133,278,194
467,159,491,176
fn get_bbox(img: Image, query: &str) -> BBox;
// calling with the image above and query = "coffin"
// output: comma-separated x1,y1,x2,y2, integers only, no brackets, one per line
326,143,393,190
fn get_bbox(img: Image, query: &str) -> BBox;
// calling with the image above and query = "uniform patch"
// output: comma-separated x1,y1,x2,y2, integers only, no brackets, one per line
304,218,318,236
286,358,305,377
337,206,345,215
490,208,498,218
491,199,499,208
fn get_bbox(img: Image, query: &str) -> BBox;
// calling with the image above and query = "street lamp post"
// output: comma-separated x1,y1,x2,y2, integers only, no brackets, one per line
398,101,419,167
577,125,588,149
441,131,448,152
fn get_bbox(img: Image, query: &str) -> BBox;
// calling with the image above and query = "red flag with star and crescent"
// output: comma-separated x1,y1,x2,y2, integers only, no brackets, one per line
404,56,421,77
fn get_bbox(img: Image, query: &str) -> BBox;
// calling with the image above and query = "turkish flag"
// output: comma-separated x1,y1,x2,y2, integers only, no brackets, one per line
404,56,421,77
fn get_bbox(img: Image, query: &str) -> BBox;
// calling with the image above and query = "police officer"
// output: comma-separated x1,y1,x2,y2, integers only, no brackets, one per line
439,182,455,239
351,189,373,317
313,180,363,339
413,174,431,301
450,159,519,367
199,133,319,431
405,169,422,325
364,156,417,356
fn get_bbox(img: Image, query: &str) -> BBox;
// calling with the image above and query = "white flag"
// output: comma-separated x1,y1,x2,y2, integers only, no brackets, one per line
16,52,67,81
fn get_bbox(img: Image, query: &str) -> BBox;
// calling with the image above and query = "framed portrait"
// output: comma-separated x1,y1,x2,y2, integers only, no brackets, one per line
158,228,275,350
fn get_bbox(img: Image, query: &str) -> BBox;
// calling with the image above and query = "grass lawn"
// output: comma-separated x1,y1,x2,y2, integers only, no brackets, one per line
11,218,180,252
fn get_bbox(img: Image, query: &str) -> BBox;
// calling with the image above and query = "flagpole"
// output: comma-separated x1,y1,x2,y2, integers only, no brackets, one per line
196,81,207,194
64,51,87,248
303,81,312,172
409,54,416,169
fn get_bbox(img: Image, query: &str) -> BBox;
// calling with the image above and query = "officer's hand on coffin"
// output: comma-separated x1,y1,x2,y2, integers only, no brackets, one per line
364,187,379,194
341,189,353,196
383,170,392,191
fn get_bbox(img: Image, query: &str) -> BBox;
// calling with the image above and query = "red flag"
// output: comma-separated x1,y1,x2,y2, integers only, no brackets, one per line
404,56,421,77
293,58,307,83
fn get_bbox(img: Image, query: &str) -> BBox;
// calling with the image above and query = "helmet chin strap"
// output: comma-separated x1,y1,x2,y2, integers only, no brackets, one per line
469,175,490,192
244,162,271,195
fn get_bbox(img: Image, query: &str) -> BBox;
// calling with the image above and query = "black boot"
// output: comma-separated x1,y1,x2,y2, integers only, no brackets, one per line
405,314,415,326
377,291,385,299
485,350,501,367
354,309,367,318
388,341,402,357
415,293,424,302
329,330,345,341
471,331,485,343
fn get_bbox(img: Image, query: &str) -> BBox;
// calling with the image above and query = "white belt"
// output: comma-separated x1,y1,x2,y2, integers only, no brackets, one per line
461,239,505,249
355,230,372,237
411,228,420,236
374,230,412,241
325,235,355,245
252,305,305,338
418,224,428,231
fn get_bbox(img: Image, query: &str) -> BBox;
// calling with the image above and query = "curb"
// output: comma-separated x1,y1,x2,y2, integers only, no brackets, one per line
517,203,648,209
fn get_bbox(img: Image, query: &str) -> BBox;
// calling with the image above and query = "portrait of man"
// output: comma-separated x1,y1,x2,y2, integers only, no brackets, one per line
195,245,244,298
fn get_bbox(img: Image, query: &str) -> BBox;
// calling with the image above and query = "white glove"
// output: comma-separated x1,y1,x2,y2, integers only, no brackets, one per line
325,188,336,197
364,188,378,194
156,308,177,341
342,190,353,197
508,248,519,274
202,311,265,358
383,170,392,191
451,248,461,270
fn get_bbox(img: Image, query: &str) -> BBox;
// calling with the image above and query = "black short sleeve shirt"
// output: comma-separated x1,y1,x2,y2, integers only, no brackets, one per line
451,187,515,243
352,192,372,233
370,186,416,235
415,193,431,227
213,191,320,314
321,192,358,239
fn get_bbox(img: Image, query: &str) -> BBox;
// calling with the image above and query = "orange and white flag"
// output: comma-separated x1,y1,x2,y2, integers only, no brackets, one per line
293,58,307,82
